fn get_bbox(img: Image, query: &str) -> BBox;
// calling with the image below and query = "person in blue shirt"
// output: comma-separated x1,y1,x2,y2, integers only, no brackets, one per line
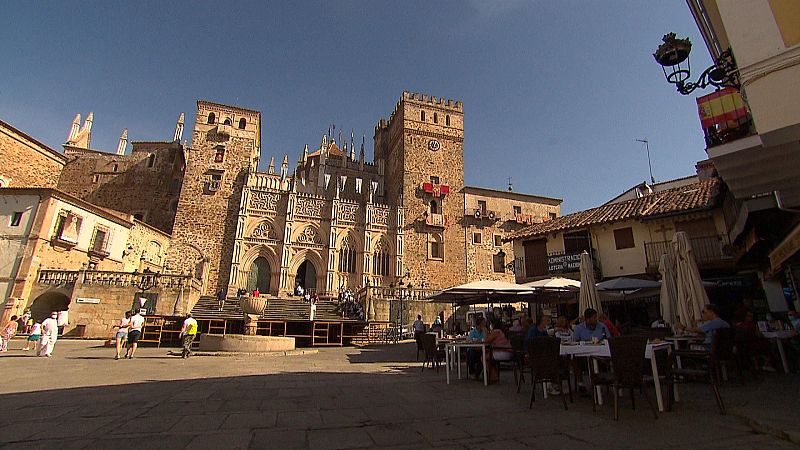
467,316,487,378
573,308,611,342
687,303,730,349
524,315,551,350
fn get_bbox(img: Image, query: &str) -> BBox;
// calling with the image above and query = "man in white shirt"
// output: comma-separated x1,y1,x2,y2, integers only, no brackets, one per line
125,309,146,359
180,313,198,359
38,312,59,357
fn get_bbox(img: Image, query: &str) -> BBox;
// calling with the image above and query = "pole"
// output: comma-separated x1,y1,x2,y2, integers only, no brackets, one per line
636,139,655,184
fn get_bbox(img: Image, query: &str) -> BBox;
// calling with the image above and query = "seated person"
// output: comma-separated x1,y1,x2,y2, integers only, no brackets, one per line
734,308,776,371
508,319,524,334
431,315,444,334
573,308,611,342
685,303,730,350
598,313,620,337
467,317,487,377
553,316,573,342
485,319,513,382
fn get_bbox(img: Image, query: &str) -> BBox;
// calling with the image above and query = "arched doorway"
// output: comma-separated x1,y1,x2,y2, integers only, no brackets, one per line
30,291,71,322
296,260,317,292
247,257,271,294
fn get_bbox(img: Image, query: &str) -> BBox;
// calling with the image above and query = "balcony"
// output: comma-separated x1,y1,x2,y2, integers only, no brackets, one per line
424,212,447,227
645,235,733,272
697,87,755,149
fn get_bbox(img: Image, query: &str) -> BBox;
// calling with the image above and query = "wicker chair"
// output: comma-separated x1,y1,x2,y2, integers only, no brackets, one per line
667,327,733,415
421,333,444,372
590,336,658,420
526,337,571,410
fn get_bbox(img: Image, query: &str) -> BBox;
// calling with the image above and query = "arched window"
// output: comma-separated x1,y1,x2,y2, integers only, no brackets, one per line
429,200,439,214
446,115,450,126
214,146,225,163
147,154,156,168
373,241,390,276
238,118,246,129
429,233,444,260
112,163,118,172
433,112,438,124
420,110,426,122
338,235,357,273
207,112,216,124
223,117,232,126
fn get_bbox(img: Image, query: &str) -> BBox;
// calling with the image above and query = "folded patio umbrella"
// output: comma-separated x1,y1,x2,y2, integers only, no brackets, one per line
578,252,603,316
658,253,679,328
673,232,708,325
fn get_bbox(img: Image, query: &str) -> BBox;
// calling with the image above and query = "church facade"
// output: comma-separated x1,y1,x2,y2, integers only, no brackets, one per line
44,92,562,297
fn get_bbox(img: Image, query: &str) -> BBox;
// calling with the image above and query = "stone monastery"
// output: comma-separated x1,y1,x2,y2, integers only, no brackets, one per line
0,92,561,339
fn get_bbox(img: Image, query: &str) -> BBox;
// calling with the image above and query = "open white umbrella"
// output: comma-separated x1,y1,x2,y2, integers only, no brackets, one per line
658,253,679,327
523,277,581,289
578,252,602,316
426,280,531,305
673,232,707,325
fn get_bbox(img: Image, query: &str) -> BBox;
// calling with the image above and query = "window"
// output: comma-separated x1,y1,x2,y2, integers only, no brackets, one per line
477,200,487,214
433,112,438,124
92,174,100,183
564,230,591,254
420,111,426,122
614,227,635,250
373,242,390,276
223,117,232,126
549,212,557,220
429,233,444,259
147,154,156,168
494,234,502,247
472,232,482,245
211,172,223,182
90,227,109,253
446,115,450,126
54,211,82,244
513,205,522,216
207,112,215,124
214,146,225,163
338,236,357,273
429,200,439,214
10,212,23,227
112,163,118,172
430,176,440,184
493,254,506,273
238,118,246,129
133,213,144,221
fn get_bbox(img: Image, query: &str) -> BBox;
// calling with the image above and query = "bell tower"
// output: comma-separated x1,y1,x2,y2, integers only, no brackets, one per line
379,92,465,289
166,100,261,295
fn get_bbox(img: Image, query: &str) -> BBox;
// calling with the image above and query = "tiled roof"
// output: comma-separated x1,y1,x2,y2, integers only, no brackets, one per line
505,178,721,241
308,142,344,158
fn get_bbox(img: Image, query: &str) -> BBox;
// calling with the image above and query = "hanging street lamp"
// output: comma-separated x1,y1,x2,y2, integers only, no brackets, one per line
653,33,740,95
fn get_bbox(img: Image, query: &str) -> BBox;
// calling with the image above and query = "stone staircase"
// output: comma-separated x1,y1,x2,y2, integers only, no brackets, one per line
191,295,354,322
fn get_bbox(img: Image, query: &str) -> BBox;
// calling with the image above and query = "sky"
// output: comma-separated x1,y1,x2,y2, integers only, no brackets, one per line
0,1,713,213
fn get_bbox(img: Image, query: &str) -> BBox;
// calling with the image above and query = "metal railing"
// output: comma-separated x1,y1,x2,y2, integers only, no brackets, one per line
645,235,732,268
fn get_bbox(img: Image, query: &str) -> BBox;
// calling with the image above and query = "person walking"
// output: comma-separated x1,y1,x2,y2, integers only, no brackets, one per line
114,311,132,360
125,309,145,359
37,312,59,357
23,321,41,351
1,315,19,352
180,313,198,359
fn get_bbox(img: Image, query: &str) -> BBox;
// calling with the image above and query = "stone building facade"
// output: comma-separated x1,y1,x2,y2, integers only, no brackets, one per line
0,119,67,188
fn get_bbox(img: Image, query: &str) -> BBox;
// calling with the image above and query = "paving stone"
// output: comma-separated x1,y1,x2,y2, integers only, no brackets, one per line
320,408,370,426
169,413,228,433
250,429,307,449
186,430,253,449
220,412,278,430
366,424,425,446
307,427,375,450
276,410,323,429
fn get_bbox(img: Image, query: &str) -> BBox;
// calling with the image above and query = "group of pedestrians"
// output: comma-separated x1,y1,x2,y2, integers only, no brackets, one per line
1,312,61,357
112,309,146,359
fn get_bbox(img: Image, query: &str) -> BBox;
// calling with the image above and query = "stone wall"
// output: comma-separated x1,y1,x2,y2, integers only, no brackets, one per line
0,120,66,188
57,142,184,234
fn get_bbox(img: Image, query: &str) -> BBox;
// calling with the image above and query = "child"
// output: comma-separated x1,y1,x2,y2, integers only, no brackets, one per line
23,322,41,351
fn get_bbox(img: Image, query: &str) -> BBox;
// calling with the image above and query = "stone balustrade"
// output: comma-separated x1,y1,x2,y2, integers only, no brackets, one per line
37,269,199,289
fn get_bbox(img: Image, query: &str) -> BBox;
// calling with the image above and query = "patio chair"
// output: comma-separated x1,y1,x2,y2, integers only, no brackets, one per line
590,336,658,421
415,331,425,361
667,327,733,415
733,326,763,381
421,333,444,372
526,337,571,411
510,333,526,392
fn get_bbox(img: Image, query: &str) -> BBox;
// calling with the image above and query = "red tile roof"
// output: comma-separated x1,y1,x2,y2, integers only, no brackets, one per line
505,178,721,241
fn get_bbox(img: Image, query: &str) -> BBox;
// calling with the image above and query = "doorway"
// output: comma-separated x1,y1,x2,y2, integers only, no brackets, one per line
247,257,271,294
296,260,317,292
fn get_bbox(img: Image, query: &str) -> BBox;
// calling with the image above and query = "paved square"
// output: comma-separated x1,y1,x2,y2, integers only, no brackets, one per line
0,340,797,449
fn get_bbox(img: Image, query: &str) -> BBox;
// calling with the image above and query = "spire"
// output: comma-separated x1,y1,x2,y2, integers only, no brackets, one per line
350,130,355,161
116,129,128,155
83,112,94,148
280,154,289,180
68,114,81,142
268,156,275,174
359,134,365,165
321,133,327,149
303,144,309,163
173,112,185,142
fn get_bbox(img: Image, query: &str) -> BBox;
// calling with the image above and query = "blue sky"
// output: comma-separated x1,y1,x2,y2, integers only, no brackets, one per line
0,1,711,213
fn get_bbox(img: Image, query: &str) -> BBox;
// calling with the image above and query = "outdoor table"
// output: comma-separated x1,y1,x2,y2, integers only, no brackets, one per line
559,341,672,412
665,335,702,351
762,330,796,374
445,341,488,386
